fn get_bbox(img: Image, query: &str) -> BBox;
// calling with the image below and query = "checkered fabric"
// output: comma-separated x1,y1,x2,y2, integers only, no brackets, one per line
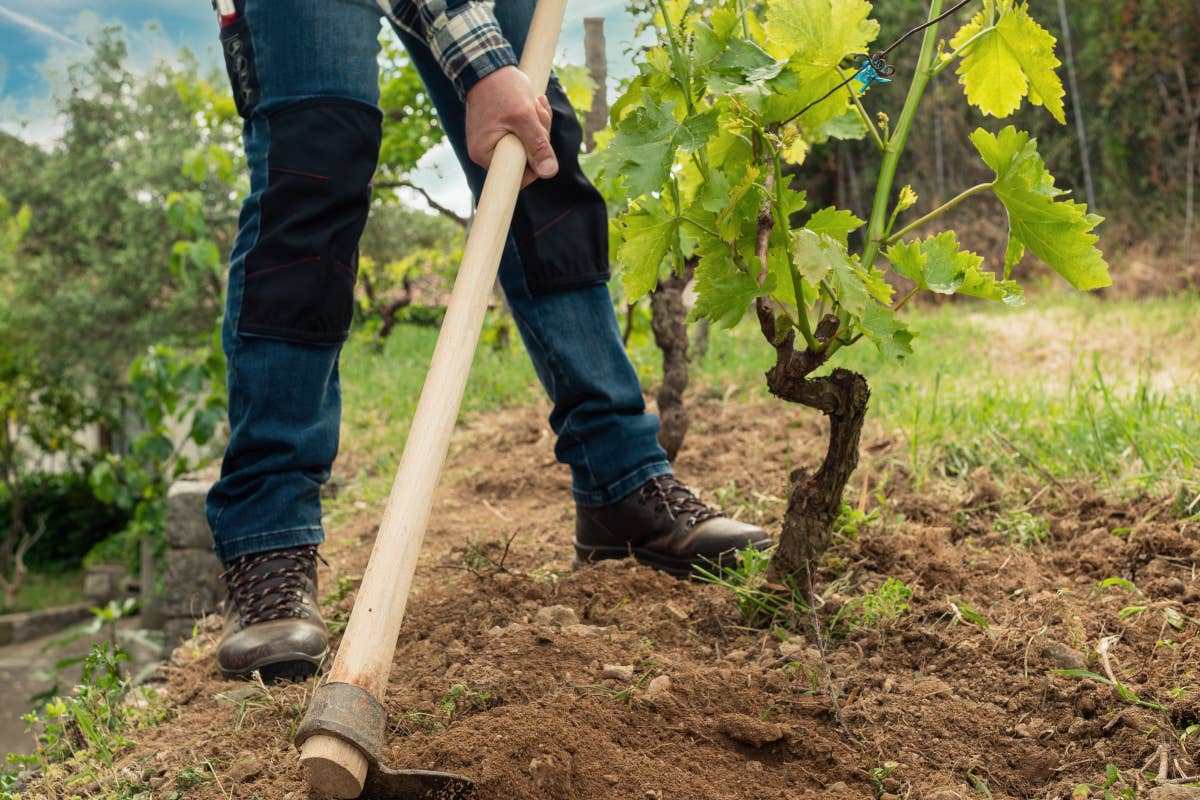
381,0,518,99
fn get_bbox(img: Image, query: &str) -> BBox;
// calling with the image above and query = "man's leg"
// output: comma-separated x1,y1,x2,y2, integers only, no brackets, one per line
388,1,770,576
207,0,383,679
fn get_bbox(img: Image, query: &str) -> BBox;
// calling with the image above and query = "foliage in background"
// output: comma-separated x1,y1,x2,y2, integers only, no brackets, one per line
87,342,226,574
0,366,96,610
0,31,232,416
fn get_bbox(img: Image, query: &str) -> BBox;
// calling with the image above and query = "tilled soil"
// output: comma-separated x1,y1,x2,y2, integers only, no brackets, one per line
25,398,1200,800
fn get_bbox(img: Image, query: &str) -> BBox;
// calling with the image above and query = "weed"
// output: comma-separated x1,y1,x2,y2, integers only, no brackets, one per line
438,684,493,723
393,710,439,736
322,575,359,606
1093,577,1143,598
215,670,305,734
834,502,879,541
992,512,1050,548
462,532,515,576
833,578,913,634
1070,764,1136,799
711,481,780,524
867,760,898,796
694,544,807,629
1053,668,1167,712
5,642,166,798
945,596,994,639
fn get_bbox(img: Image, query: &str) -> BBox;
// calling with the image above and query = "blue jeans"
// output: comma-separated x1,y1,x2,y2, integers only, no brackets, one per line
206,0,670,563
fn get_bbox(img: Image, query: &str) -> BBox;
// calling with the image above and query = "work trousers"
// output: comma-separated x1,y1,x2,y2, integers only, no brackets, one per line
206,0,670,562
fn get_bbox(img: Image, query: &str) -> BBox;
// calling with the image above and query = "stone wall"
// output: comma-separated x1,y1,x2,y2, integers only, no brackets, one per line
162,480,223,650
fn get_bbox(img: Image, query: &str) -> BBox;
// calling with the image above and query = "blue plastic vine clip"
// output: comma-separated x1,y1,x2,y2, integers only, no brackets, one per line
853,58,892,94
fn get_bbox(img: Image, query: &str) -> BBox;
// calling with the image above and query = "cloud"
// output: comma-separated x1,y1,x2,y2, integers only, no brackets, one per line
0,4,83,48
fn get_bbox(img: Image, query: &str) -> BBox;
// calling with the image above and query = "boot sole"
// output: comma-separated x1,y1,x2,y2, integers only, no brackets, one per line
219,649,327,684
572,542,758,580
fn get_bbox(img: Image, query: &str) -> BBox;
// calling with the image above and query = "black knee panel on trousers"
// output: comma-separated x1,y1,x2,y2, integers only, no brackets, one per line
511,79,611,295
239,98,382,345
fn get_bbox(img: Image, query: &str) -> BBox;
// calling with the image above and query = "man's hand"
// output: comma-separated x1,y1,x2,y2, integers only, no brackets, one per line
465,66,557,188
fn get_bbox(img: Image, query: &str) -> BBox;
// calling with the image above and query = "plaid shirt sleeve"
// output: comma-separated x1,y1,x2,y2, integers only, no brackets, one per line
417,0,519,100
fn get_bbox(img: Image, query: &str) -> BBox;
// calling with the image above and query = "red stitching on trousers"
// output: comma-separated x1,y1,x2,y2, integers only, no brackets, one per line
269,166,330,181
526,207,573,241
246,255,320,279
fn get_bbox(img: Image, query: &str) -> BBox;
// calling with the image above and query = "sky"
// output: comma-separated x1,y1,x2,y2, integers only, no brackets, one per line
0,0,644,215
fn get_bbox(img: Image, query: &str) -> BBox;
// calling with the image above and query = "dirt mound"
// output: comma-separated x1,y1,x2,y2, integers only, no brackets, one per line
29,399,1200,800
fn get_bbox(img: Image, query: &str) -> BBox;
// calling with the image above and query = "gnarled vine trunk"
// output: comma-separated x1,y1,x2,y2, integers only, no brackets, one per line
756,302,871,585
650,260,695,462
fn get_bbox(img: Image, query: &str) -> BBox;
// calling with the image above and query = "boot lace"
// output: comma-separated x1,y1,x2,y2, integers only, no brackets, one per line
639,475,721,529
221,545,319,626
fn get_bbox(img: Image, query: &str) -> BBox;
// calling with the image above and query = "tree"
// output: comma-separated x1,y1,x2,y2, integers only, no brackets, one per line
0,30,235,430
0,198,96,609
591,0,1109,590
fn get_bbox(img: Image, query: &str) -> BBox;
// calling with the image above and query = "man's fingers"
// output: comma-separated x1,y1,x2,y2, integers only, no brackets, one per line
515,103,558,180
535,95,552,130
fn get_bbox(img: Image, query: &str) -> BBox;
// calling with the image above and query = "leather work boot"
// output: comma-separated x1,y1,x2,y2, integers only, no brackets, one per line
573,475,772,578
216,545,328,682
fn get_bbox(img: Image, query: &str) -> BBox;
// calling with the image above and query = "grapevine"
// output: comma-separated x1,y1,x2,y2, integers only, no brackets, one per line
587,0,1111,586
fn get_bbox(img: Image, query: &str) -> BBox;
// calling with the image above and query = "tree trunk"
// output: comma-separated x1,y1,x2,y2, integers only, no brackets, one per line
650,261,695,461
754,302,870,586
767,369,869,582
583,19,608,152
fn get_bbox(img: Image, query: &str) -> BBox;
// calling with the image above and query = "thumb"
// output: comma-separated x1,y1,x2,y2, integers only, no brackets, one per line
515,108,558,180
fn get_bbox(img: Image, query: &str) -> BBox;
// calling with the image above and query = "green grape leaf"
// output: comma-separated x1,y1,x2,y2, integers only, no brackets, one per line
763,0,879,66
816,109,870,141
1003,236,1025,277
959,264,1025,305
806,206,865,248
763,63,847,128
616,199,678,300
950,1,1066,123
971,127,1110,290
692,241,775,327
676,108,721,153
859,304,915,360
886,231,1024,303
600,98,718,198
715,165,763,242
790,228,870,315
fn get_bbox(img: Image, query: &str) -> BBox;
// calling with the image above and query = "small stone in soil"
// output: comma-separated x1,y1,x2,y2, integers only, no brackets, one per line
663,601,689,621
716,713,786,748
562,623,601,637
646,675,672,702
601,664,635,681
535,605,579,628
226,757,261,784
1043,641,1088,671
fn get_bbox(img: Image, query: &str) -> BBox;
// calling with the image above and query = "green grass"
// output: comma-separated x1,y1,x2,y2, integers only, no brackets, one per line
685,290,1200,502
4,569,84,614
332,291,1200,514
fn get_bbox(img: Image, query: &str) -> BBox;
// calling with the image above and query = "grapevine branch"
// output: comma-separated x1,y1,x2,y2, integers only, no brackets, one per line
887,181,995,243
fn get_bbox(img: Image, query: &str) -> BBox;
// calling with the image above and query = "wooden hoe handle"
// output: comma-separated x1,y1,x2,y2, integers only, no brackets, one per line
298,0,568,795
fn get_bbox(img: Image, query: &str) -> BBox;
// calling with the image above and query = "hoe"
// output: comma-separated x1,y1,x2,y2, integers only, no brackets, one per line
293,0,567,796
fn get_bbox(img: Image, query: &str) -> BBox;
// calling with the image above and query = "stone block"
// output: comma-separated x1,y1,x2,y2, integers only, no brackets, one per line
0,603,93,646
83,564,128,603
161,548,223,618
165,480,215,550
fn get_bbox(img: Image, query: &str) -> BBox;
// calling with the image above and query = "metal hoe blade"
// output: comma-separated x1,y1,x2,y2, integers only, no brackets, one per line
361,766,475,800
